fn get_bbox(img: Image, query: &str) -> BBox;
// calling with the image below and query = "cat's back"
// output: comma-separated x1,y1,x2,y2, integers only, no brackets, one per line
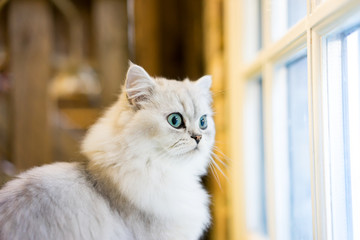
0,162,129,240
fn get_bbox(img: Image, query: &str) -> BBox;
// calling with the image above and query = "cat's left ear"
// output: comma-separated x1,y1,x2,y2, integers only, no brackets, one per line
196,75,212,90
125,63,155,107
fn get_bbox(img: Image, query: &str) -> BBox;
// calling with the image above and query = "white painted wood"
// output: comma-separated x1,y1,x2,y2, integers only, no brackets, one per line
226,0,360,239
263,62,275,240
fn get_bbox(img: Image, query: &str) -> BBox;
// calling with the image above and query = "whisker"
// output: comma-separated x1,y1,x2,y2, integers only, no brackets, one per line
209,160,222,189
211,152,227,168
211,157,228,181
212,146,232,163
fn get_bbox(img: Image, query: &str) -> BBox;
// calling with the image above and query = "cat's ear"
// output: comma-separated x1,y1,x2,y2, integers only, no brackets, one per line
125,63,155,107
196,75,212,90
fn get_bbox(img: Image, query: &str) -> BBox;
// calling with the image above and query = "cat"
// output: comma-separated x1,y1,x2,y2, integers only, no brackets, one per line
0,63,215,240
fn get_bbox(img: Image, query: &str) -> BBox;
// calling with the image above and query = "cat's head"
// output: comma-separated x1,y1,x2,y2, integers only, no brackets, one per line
82,63,215,176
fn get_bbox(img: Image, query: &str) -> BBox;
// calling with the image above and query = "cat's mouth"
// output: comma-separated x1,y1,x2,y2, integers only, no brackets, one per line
188,145,200,154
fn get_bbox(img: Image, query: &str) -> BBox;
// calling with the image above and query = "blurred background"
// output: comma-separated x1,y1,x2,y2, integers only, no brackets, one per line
2,0,359,239
0,0,226,239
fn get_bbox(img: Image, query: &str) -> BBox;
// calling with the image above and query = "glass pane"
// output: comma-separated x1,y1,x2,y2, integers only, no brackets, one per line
272,0,307,40
287,0,307,27
346,29,360,240
286,55,312,239
243,0,262,61
273,53,313,240
324,24,360,240
243,77,268,236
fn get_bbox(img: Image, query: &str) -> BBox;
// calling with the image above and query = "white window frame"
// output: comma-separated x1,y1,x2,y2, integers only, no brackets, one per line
224,0,360,239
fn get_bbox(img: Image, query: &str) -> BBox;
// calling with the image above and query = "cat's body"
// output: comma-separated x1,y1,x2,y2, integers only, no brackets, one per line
0,63,215,240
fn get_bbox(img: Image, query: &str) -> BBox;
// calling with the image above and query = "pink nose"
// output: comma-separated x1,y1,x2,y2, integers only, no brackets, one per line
191,134,202,144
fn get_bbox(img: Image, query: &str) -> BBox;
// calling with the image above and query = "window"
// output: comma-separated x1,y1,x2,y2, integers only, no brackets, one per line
271,0,307,40
243,0,262,61
225,0,360,239
273,53,312,240
243,77,268,238
323,23,360,240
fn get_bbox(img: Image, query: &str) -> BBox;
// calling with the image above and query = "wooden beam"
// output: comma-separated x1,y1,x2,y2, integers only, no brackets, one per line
183,0,204,80
9,0,52,170
133,0,161,76
93,0,129,106
203,0,228,239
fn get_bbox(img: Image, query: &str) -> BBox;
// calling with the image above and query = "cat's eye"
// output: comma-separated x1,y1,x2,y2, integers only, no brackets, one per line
199,115,207,130
167,113,183,129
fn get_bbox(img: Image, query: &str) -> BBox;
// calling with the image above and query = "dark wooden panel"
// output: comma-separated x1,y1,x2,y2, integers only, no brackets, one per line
9,0,52,170
93,0,128,106
133,0,161,76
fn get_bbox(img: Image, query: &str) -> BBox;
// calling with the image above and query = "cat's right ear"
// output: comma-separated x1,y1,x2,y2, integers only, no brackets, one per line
125,63,155,107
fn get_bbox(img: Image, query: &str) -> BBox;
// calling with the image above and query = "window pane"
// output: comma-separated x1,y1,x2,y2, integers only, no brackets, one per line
272,0,307,40
287,0,307,27
243,0,262,61
324,24,360,240
287,55,312,239
243,77,268,236
273,53,313,240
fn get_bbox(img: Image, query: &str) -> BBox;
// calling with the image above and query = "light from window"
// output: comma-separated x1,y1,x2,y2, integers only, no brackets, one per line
324,24,360,240
271,0,307,40
273,53,313,240
243,0,262,61
243,77,268,237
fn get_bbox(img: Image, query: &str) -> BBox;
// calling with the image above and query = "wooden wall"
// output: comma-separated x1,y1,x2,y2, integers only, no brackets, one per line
203,0,228,239
93,0,128,106
9,0,53,169
0,0,130,170
134,0,204,80
0,1,228,239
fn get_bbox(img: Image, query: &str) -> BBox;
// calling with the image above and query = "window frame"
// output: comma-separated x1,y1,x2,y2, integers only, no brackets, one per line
224,0,360,239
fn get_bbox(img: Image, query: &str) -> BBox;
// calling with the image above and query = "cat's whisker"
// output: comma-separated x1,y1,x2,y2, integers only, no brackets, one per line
210,152,227,168
212,90,227,96
159,147,175,159
212,145,232,163
169,139,182,149
210,156,228,181
209,161,221,189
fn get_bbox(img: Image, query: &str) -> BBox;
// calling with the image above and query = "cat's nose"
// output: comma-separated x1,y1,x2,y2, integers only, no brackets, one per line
191,134,202,144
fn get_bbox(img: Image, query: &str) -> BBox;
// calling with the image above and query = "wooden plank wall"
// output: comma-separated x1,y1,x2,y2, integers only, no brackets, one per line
204,0,228,239
0,3,9,162
93,0,129,106
9,0,52,170
134,0,204,80
133,0,161,76
5,7,227,240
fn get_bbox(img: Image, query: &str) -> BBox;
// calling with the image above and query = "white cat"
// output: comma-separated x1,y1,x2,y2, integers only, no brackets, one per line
0,63,215,240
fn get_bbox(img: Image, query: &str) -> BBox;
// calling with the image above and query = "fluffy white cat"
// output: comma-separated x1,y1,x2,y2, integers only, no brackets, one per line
0,63,215,240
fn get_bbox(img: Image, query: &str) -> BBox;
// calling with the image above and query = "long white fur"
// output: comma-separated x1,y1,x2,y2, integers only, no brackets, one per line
0,63,215,240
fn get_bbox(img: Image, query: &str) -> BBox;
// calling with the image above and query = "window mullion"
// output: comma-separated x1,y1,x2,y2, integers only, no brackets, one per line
310,29,330,240
306,28,318,240
263,62,276,240
262,0,272,49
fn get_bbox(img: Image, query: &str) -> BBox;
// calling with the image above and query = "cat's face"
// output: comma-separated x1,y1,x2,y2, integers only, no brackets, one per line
124,64,215,170
82,63,215,176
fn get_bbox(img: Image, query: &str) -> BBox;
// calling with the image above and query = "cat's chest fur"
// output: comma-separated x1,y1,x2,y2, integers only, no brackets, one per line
85,160,210,240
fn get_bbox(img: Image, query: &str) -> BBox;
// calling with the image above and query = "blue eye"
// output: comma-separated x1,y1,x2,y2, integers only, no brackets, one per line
199,115,207,130
167,113,183,128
